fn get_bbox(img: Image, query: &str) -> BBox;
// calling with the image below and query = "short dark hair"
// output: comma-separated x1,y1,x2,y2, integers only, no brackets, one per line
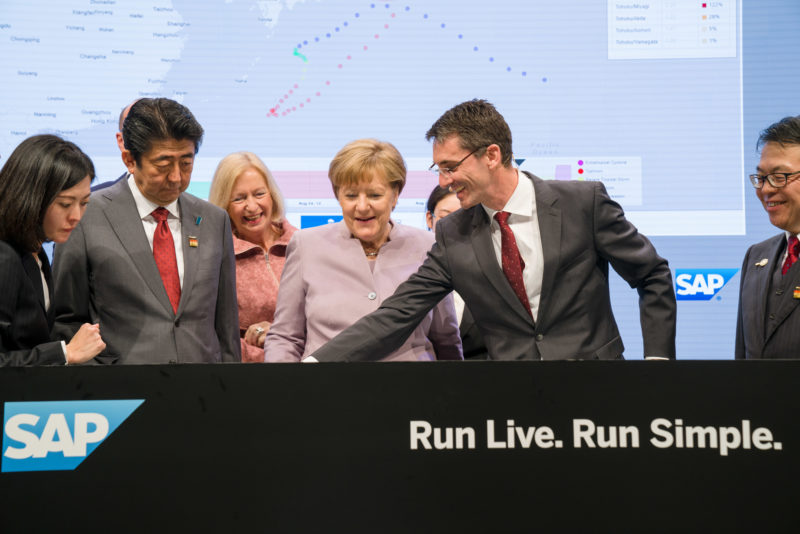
758,116,800,150
122,98,204,164
426,185,454,215
0,135,94,252
425,99,513,167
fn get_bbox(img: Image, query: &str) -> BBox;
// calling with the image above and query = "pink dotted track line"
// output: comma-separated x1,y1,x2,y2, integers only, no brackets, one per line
267,4,540,119
267,10,396,118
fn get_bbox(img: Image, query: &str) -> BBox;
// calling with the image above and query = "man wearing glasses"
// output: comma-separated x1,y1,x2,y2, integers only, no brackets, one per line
309,99,676,362
736,116,800,359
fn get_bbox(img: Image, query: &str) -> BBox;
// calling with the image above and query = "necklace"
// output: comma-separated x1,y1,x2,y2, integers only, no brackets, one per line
364,249,379,257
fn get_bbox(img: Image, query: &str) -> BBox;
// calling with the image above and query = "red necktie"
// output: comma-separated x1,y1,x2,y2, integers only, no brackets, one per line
494,211,532,317
151,207,181,313
782,235,800,275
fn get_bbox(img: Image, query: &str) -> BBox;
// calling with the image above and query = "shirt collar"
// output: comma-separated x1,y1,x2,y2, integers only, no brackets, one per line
127,174,180,220
482,169,534,220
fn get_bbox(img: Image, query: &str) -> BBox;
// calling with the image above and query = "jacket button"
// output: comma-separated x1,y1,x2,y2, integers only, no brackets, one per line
367,292,377,300
536,334,544,341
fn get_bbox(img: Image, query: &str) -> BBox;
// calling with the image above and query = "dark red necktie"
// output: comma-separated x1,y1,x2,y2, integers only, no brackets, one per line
151,207,181,313
782,235,800,275
494,211,532,317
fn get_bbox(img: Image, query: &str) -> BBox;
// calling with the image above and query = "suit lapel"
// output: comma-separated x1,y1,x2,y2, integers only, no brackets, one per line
766,238,800,341
469,202,534,324
750,239,779,343
177,194,201,317
530,175,560,325
102,181,174,315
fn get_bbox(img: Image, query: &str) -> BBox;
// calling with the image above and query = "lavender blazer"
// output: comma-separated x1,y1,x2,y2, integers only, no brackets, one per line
264,221,462,362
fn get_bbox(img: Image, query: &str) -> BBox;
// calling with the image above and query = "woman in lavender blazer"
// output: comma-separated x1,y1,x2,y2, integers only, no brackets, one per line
264,139,462,362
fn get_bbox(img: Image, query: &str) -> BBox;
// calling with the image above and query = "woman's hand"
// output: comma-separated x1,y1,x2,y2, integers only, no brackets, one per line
65,323,106,364
244,321,271,347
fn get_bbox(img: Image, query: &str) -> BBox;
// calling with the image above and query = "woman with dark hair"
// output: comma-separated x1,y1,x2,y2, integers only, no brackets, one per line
0,134,106,366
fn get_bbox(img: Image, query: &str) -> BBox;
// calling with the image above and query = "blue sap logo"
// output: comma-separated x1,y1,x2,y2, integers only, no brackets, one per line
2,399,143,473
675,269,739,301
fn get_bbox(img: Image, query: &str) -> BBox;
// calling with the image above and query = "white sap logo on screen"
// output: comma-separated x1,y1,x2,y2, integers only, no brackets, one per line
675,269,738,301
1,400,143,473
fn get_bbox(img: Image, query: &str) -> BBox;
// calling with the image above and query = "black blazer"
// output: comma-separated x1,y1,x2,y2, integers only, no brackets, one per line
0,240,64,366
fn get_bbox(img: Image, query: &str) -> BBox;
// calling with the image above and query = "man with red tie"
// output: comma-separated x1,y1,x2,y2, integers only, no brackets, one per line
53,98,240,364
311,99,676,361
736,116,800,359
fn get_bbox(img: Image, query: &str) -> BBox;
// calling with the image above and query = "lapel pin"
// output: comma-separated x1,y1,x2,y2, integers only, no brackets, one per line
188,236,198,248
755,258,768,267
195,216,202,225
794,286,800,299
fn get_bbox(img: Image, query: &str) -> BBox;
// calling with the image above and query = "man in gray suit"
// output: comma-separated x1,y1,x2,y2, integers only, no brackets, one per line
53,98,240,364
736,116,800,359
310,99,676,361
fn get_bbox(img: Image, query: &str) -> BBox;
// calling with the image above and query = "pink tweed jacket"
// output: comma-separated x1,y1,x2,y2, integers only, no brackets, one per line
234,219,297,362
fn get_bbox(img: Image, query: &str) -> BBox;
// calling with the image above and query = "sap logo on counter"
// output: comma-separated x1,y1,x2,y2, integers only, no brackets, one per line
675,269,738,301
2,399,143,473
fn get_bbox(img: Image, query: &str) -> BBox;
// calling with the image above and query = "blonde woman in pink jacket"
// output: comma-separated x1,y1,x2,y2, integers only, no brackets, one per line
209,152,297,362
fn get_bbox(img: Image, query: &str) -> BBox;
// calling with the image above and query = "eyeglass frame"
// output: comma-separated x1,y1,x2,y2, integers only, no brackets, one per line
748,171,800,189
428,145,488,176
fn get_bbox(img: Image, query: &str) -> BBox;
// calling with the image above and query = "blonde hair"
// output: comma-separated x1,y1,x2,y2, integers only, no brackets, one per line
209,151,285,225
328,139,406,196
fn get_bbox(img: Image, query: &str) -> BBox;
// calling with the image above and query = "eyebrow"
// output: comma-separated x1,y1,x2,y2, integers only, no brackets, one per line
56,192,91,200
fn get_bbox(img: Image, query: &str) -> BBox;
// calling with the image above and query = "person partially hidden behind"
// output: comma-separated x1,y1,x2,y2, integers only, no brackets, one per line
0,135,105,366
309,99,676,362
737,115,800,359
263,138,462,362
52,98,240,364
426,185,488,359
209,152,298,361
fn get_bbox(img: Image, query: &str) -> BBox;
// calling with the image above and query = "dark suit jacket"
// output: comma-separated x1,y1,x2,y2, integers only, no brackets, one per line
52,179,241,364
91,172,126,192
735,233,800,359
459,305,489,360
312,173,676,361
0,241,64,366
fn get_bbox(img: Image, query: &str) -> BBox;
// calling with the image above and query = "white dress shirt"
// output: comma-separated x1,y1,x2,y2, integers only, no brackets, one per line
482,170,544,321
127,174,185,286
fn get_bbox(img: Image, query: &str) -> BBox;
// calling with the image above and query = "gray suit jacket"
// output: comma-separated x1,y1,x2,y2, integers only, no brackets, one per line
52,179,240,364
735,234,800,359
312,173,676,361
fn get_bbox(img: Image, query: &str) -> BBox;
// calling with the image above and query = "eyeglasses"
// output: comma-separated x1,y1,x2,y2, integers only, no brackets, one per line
749,171,800,189
428,146,487,177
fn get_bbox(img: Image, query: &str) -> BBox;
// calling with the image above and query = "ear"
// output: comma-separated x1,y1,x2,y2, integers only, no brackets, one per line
426,211,434,231
121,149,137,175
484,144,503,169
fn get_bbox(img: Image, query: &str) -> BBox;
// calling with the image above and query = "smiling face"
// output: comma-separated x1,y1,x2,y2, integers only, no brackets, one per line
227,167,274,245
756,141,800,234
337,172,398,249
432,136,494,210
42,176,91,243
123,137,195,206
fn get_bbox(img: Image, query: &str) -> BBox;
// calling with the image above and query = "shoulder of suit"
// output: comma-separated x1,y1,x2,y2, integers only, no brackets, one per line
747,232,785,255
180,191,228,218
0,240,22,262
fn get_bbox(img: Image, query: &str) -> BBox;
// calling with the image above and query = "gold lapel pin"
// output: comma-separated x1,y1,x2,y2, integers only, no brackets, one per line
794,286,800,299
188,236,198,248
755,258,768,267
